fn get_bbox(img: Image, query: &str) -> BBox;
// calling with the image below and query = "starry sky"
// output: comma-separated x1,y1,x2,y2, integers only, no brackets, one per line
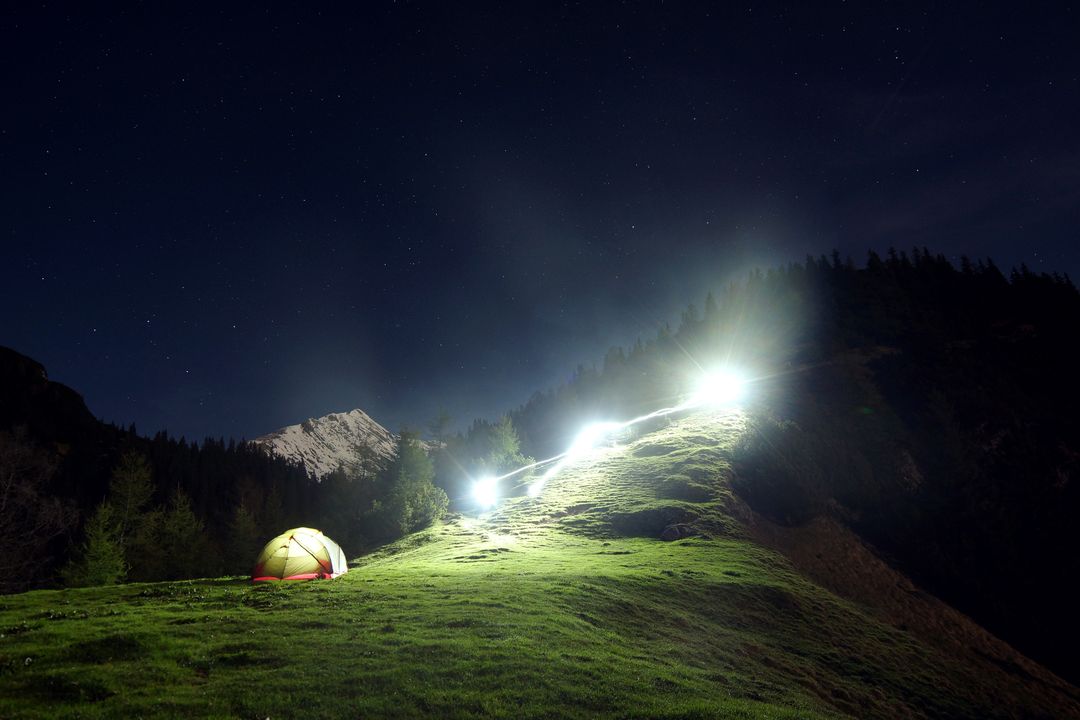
3,3,1078,441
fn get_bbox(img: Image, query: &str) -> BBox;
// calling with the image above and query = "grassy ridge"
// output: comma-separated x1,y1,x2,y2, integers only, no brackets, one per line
1,411,1076,718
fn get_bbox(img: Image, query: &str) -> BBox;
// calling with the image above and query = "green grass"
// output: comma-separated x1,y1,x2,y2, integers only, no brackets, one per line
0,410,1074,718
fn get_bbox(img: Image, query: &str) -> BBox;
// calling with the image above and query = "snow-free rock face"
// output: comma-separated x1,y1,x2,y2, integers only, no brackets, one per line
253,408,398,479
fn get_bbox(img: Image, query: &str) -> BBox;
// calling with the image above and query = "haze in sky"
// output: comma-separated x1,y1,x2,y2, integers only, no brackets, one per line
3,3,1077,439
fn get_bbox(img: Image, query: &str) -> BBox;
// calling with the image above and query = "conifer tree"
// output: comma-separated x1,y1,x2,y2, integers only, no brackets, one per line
160,489,209,580
261,484,285,536
62,503,127,587
485,416,530,474
428,410,453,444
377,431,448,538
226,503,263,575
126,507,166,581
109,450,155,546
703,291,718,324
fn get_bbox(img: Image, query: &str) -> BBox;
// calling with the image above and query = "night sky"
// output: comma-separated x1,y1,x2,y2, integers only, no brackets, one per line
3,3,1078,441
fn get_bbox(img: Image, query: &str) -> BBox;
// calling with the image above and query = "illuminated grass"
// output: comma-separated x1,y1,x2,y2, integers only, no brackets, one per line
0,411,1071,718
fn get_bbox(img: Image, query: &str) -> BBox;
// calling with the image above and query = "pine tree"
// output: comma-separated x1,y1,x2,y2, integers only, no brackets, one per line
226,503,263,575
126,508,166,581
376,431,448,538
317,467,367,550
427,410,453,443
62,503,127,587
261,484,285,536
109,450,155,546
485,416,529,474
160,489,209,580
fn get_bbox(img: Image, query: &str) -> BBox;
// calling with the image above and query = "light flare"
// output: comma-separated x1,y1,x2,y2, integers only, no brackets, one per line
688,369,747,408
471,476,499,509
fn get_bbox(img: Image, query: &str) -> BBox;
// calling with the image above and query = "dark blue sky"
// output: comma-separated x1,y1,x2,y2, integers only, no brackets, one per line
3,3,1078,440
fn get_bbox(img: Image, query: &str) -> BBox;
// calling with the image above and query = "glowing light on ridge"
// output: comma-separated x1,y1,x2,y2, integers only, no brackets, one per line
688,370,747,408
473,366,752,508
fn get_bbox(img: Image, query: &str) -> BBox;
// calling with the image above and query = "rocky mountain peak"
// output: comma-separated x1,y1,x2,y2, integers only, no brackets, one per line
252,407,398,479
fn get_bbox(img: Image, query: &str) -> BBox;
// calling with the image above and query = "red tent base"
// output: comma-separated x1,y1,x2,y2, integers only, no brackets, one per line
252,571,345,582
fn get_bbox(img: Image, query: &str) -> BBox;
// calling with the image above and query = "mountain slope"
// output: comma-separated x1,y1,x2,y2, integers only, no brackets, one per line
1,409,1076,718
253,408,398,479
0,345,117,507
0,346,99,442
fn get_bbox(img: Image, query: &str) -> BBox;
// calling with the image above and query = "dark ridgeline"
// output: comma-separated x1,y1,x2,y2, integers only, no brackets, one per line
2,247,1079,683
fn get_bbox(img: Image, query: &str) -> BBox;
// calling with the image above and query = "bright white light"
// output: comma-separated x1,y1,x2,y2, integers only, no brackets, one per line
691,370,747,407
567,421,624,459
472,476,499,509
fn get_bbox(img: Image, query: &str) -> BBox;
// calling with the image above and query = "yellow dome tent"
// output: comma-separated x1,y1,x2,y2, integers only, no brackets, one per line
252,527,348,581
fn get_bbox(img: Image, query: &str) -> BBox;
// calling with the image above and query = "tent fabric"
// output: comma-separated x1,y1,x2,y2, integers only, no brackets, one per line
252,527,348,581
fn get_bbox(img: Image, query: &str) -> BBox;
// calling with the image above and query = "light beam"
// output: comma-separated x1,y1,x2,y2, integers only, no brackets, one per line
472,366,753,508
566,421,625,459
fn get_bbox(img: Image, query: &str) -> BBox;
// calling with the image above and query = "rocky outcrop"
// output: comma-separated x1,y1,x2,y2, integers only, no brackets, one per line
253,408,398,479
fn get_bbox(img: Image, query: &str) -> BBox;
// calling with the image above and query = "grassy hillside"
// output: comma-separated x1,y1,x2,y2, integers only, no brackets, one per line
1,410,1077,719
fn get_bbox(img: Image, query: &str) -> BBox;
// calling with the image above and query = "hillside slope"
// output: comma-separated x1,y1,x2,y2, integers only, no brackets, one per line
1,410,1077,718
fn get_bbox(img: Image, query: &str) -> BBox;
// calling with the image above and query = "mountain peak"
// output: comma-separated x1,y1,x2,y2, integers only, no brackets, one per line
253,407,398,479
